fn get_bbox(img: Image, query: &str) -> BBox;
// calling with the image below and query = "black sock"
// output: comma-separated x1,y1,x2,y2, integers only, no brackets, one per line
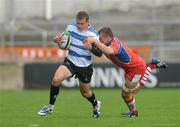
87,92,97,107
49,84,60,105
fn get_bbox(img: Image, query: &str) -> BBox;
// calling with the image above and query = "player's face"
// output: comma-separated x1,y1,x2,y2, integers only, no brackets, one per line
99,33,109,44
76,18,89,31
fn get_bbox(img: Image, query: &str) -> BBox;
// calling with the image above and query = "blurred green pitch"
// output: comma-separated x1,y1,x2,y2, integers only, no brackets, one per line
0,88,180,127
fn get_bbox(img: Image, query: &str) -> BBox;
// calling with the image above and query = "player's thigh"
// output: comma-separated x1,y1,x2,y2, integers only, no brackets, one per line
123,76,142,94
125,76,139,89
53,65,72,83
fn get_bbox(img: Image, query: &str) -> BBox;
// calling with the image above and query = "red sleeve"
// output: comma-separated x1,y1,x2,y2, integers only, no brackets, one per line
110,41,120,54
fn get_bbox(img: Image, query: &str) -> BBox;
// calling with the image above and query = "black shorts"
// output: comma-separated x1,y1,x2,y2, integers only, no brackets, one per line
63,58,93,83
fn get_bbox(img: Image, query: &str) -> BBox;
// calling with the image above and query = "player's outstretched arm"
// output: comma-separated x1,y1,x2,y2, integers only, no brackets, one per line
84,37,114,55
90,43,102,57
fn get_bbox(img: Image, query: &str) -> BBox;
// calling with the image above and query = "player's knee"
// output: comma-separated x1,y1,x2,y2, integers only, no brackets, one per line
121,92,127,99
52,77,61,86
121,91,130,100
81,92,88,98
81,90,91,98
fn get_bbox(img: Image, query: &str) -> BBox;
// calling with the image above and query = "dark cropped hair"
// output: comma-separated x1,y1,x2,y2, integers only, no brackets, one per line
76,11,89,21
98,27,113,38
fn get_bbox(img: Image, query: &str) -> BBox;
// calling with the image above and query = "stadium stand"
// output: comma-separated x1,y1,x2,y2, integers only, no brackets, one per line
0,0,180,89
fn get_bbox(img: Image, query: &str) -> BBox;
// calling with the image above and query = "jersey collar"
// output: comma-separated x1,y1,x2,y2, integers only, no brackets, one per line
106,38,114,46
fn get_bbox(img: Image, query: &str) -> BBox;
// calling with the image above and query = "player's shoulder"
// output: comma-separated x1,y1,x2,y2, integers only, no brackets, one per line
87,26,98,36
68,21,76,26
66,21,76,30
113,37,122,43
110,37,123,49
113,37,127,47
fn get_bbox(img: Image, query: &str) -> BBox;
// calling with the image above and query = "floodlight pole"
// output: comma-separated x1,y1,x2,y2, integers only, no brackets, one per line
45,0,52,20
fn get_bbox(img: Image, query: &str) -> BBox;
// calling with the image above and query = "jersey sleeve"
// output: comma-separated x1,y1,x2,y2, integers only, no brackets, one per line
65,25,70,32
88,26,99,41
88,32,99,41
65,21,76,32
110,41,120,54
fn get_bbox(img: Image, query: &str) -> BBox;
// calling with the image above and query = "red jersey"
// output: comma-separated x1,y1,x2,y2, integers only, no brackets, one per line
106,37,146,81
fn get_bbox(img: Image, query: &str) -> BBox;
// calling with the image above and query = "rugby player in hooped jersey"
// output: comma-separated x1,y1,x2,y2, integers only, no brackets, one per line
38,11,102,118
84,27,167,117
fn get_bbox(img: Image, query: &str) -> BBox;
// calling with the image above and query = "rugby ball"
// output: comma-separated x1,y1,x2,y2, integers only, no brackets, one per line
58,32,71,50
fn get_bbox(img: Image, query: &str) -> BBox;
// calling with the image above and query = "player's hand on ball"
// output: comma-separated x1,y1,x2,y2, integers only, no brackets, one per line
53,34,63,44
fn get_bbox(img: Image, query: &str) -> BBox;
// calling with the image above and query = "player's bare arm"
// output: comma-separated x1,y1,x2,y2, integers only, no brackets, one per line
84,37,114,55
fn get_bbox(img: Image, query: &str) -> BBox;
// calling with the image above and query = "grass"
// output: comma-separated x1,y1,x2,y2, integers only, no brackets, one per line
0,88,180,127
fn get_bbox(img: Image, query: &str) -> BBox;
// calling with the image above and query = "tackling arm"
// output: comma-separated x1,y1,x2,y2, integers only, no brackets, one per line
92,39,114,55
84,37,115,55
90,43,102,57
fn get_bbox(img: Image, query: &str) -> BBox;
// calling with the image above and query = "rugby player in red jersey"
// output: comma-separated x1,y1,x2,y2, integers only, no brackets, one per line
84,27,167,117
